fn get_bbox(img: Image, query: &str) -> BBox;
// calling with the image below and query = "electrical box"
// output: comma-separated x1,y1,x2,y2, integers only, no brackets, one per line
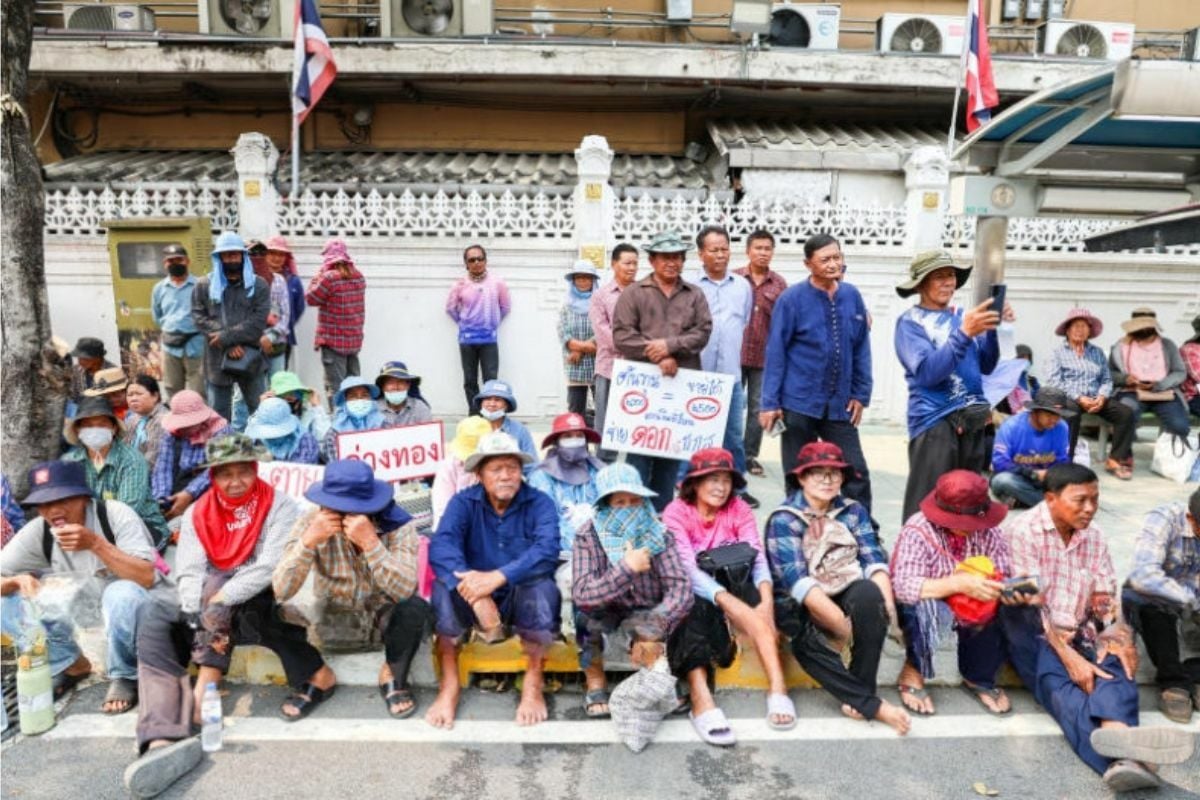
949,176,1041,218
667,0,692,23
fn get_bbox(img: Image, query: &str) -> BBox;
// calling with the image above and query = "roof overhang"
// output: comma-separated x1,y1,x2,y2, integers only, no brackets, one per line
1082,204,1200,252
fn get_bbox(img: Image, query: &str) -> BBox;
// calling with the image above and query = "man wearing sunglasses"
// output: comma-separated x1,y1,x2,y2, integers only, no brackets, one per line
446,244,512,413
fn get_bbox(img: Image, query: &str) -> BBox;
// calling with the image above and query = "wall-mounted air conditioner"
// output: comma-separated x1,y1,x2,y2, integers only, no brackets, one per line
64,3,156,31
767,3,840,50
1183,27,1200,62
876,13,965,55
1037,19,1135,61
199,0,296,36
382,0,493,36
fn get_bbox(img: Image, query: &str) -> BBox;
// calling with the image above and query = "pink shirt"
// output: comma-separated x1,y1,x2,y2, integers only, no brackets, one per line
589,279,626,379
1180,342,1200,400
431,457,478,528
662,497,771,603
1124,339,1168,384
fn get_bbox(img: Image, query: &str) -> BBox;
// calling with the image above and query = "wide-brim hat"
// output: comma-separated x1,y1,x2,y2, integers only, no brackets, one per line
83,366,128,396
564,260,601,282
1054,307,1103,339
449,416,494,462
304,459,395,515
162,389,222,433
65,395,126,445
263,235,292,254
541,412,601,449
375,361,422,390
474,379,517,413
333,375,381,406
197,433,270,470
464,431,534,473
680,447,747,490
895,250,971,298
270,371,312,398
23,460,94,506
642,231,691,254
71,336,106,360
245,397,300,441
594,462,657,503
919,469,1007,531
1121,307,1162,335
1025,387,1077,418
212,230,247,254
790,441,853,480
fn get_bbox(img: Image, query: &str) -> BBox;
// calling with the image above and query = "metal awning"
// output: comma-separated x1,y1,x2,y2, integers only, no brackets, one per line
1082,203,1200,252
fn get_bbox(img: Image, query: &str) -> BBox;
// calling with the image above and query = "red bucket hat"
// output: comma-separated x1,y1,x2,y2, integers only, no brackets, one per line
680,447,746,490
790,441,854,480
540,412,600,449
919,470,1008,531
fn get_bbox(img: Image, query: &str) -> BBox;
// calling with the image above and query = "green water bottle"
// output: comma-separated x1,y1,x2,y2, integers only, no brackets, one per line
16,620,55,735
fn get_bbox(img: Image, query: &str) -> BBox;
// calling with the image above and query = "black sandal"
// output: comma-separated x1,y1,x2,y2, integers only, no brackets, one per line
102,677,138,715
53,669,91,701
280,682,336,722
378,680,417,719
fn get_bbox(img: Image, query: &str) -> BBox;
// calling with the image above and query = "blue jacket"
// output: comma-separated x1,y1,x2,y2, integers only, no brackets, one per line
894,305,999,437
761,280,871,420
430,482,560,591
991,411,1070,479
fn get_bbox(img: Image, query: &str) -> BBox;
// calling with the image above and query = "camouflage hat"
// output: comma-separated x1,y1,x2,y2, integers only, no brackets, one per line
198,433,271,470
642,230,691,254
895,250,971,298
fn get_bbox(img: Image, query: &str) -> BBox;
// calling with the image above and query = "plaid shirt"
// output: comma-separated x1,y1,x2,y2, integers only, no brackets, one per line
151,428,231,501
285,432,321,465
1005,502,1116,631
273,507,419,611
1181,341,1200,401
571,522,692,641
306,266,366,354
62,441,167,536
558,304,595,385
1127,502,1199,607
735,267,787,369
766,494,888,604
889,513,1013,605
1043,341,1113,400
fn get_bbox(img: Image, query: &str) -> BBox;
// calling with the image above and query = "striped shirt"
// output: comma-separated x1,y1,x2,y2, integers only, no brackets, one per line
1126,502,1199,608
889,512,1012,605
557,304,595,385
306,266,366,354
1043,341,1113,400
735,267,787,370
151,428,232,502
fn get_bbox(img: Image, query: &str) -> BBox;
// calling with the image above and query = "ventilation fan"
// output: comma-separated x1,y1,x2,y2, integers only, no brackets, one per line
876,14,964,55
200,0,293,36
403,0,454,34
221,0,273,34
1055,24,1107,58
382,0,493,36
769,10,809,47
891,17,941,53
1037,19,1134,61
766,4,840,49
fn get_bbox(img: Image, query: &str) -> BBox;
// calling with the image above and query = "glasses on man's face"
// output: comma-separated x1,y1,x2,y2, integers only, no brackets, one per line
466,256,486,264
806,468,843,484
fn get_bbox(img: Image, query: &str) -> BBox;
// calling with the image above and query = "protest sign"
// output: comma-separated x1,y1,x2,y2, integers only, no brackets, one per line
259,461,325,501
600,359,733,460
336,421,445,483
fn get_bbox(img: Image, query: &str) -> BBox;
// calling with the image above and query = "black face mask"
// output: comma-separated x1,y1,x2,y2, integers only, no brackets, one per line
222,264,243,283
286,399,303,416
167,263,188,278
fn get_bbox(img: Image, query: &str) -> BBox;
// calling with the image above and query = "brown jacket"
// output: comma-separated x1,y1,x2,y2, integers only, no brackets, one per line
612,274,713,370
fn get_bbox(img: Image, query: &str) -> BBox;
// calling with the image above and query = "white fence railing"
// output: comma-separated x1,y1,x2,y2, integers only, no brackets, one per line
44,185,239,237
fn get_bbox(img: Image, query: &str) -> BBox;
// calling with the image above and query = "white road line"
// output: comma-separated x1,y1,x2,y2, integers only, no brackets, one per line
42,712,1198,745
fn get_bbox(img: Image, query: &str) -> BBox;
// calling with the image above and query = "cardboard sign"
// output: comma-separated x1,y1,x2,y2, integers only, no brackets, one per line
259,461,325,500
335,421,445,483
600,359,733,460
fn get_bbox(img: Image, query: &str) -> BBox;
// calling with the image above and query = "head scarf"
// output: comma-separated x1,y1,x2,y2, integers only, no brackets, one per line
567,281,593,315
593,499,668,566
177,414,229,447
538,444,604,486
262,430,303,461
192,465,275,571
209,237,256,303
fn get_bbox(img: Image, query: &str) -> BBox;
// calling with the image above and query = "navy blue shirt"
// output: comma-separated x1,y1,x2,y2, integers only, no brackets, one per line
761,279,872,421
430,482,559,591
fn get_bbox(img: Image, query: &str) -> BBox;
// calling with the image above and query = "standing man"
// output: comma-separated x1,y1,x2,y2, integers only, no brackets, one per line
611,231,712,510
759,234,873,510
446,244,511,413
306,239,366,399
736,229,787,478
590,244,638,462
191,232,270,424
894,250,1004,523
691,225,758,508
69,337,117,402
151,245,204,400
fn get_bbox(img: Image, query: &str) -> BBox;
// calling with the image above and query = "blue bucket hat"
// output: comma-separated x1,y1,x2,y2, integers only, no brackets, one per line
23,461,94,506
474,379,517,413
593,462,657,505
564,260,601,283
333,375,381,406
245,397,300,441
304,460,411,530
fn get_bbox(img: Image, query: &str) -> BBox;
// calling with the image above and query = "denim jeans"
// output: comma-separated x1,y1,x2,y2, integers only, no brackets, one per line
230,353,286,431
627,454,683,513
593,375,616,462
102,579,151,680
989,471,1045,509
1,595,80,677
1114,392,1193,438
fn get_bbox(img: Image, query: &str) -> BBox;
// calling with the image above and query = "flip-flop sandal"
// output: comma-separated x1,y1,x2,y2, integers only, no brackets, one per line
766,693,797,731
689,708,736,747
897,684,934,716
583,688,611,719
378,680,417,720
747,459,765,477
280,682,336,722
103,677,139,715
123,737,203,800
53,669,91,701
961,682,1011,716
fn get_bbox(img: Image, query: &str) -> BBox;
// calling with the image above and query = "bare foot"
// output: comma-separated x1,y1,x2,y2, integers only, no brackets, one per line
896,662,934,715
424,684,461,730
964,682,1011,714
516,672,548,726
875,700,912,736
840,704,864,720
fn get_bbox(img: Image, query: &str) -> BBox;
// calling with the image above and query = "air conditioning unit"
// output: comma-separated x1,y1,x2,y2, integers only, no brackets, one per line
382,0,493,36
876,13,965,55
1037,19,1135,61
1183,27,1200,62
63,3,156,31
766,3,840,50
199,0,296,37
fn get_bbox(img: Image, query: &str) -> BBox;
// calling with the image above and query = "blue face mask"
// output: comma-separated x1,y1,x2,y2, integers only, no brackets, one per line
384,390,408,406
345,399,375,419
480,408,506,422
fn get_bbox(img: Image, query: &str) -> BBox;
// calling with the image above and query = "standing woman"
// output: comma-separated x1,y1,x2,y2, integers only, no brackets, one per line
663,448,795,746
558,261,599,418
123,374,169,472
263,236,306,369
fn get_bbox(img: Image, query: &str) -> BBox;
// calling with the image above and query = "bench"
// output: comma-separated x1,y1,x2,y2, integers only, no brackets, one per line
1081,410,1200,461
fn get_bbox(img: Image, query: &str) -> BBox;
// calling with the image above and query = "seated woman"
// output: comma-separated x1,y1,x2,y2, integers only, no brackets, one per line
376,361,433,427
528,412,604,558
474,379,538,470
124,435,336,800
663,448,795,746
1109,307,1193,442
267,371,331,443
572,463,691,718
321,376,385,463
889,470,1014,717
245,397,319,464
122,375,169,472
62,395,169,549
766,442,910,735
151,391,231,524
431,416,492,528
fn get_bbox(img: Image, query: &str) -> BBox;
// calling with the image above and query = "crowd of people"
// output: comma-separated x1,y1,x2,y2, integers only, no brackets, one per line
1,228,1198,798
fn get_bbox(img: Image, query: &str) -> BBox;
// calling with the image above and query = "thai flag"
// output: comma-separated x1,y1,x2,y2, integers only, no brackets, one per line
292,0,337,125
963,0,998,132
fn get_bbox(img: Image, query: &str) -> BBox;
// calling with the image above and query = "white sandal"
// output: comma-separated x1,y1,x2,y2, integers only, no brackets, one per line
689,708,736,747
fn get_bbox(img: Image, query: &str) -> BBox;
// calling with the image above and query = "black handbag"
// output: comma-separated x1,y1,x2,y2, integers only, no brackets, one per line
161,329,201,348
695,541,760,603
221,346,263,377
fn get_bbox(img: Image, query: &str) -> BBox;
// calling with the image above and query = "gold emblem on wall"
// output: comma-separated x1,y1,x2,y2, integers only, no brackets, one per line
922,191,940,210
585,183,603,201
579,246,605,269
243,180,261,198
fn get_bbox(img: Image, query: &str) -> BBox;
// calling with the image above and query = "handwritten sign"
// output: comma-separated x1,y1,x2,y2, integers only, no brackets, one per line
335,421,445,483
601,359,733,459
260,461,325,500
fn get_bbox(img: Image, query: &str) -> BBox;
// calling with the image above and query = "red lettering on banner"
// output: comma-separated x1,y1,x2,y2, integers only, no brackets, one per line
631,425,672,452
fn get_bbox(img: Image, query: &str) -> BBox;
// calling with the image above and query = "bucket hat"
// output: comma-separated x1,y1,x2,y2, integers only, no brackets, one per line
594,462,657,503
321,239,353,269
474,379,518,413
66,395,126,445
680,447,747,491
162,389,223,434
83,366,128,396
895,250,971,298
642,231,691,254
211,230,247,255
22,461,94,506
464,431,534,473
448,416,493,462
263,235,292,254
1054,307,1103,339
919,470,1008,531
375,361,423,391
333,375,381,406
790,441,853,481
565,260,601,282
304,459,399,519
541,412,601,449
71,337,107,360
1025,386,1077,418
197,433,270,470
245,397,301,441
270,371,313,399
1121,306,1162,335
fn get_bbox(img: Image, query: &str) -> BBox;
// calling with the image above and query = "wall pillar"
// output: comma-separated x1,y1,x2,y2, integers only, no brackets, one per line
573,134,615,270
230,132,280,241
902,145,951,254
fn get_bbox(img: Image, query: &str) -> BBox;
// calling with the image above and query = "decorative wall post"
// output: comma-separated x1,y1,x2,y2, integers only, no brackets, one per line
902,145,951,254
573,135,615,269
231,132,280,241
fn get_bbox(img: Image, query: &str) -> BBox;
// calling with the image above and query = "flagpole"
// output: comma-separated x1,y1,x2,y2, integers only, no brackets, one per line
946,0,974,157
291,114,300,198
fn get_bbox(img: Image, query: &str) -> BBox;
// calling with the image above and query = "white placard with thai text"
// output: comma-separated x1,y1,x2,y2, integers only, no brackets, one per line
335,421,445,483
259,461,325,501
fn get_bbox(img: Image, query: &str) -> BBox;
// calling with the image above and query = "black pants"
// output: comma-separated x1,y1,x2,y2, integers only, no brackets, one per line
902,404,991,524
1122,587,1200,692
459,343,499,412
375,596,433,687
781,410,873,513
566,384,593,421
1065,398,1135,462
776,579,888,719
667,595,739,678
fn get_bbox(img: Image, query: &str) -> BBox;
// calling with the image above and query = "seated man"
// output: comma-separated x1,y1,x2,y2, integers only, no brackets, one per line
274,460,431,719
990,386,1073,509
1003,463,1194,792
427,432,560,729
572,463,692,718
1,461,158,715
1122,488,1200,724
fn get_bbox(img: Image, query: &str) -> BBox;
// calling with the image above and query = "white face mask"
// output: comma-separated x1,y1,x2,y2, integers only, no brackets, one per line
557,435,587,450
345,399,375,419
480,407,506,422
78,427,114,451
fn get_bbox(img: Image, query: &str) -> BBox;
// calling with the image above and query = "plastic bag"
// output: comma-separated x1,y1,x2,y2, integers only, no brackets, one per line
1150,432,1199,484
607,660,678,753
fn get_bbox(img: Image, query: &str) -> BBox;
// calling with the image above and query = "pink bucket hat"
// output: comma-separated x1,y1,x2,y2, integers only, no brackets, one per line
321,238,353,270
162,389,223,433
264,235,292,254
1054,307,1103,339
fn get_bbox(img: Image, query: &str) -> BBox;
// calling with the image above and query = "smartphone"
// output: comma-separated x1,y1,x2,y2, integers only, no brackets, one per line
1001,575,1039,599
767,417,786,438
989,283,1006,314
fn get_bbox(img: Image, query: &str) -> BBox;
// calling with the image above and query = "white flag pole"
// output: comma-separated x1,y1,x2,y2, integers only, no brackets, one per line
291,114,300,197
946,0,974,157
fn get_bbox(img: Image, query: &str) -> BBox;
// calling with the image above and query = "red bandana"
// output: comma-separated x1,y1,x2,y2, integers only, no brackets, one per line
193,471,275,571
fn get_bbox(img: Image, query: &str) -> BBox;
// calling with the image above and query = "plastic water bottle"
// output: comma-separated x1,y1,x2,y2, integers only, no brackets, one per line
200,682,222,752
